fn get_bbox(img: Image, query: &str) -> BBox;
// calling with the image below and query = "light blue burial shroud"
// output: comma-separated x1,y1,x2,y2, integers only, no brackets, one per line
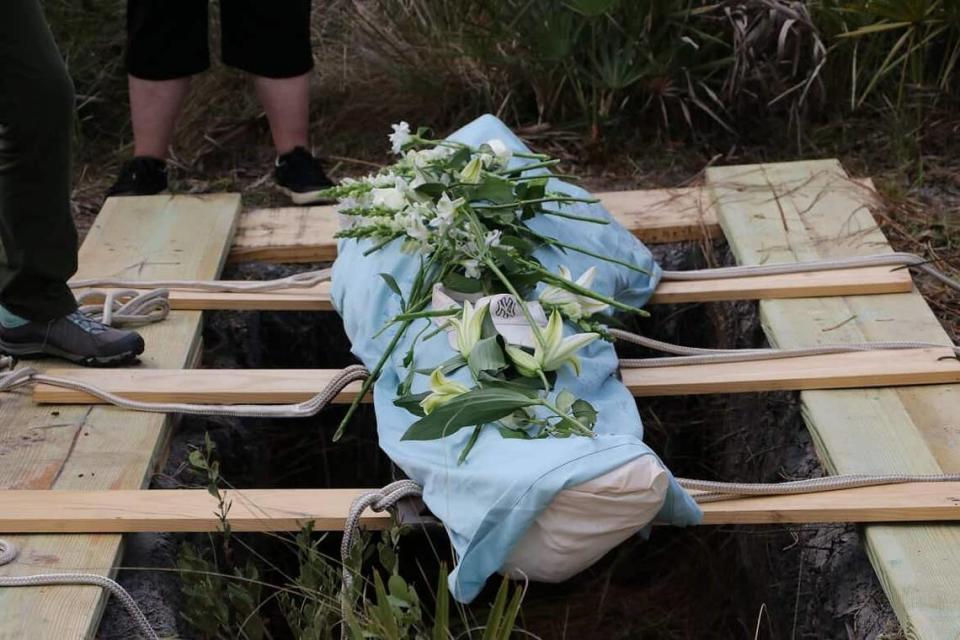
332,114,702,603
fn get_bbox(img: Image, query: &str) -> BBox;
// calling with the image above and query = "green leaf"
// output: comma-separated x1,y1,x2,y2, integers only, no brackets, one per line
401,388,541,441
498,425,532,439
571,399,598,428
469,176,516,204
467,336,507,377
555,389,576,414
187,449,207,470
477,371,545,394
415,354,466,376
393,391,430,417
432,564,450,640
448,146,472,170
414,182,447,198
379,273,405,307
442,271,484,294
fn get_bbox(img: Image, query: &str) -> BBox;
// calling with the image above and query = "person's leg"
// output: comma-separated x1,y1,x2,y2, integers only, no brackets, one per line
221,0,333,204
109,0,209,196
0,0,144,365
221,0,313,155
253,73,310,156
0,0,79,321
128,76,191,160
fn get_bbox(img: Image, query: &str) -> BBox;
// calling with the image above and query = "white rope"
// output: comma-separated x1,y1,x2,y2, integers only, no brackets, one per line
612,329,960,368
0,539,159,639
76,289,170,326
661,251,960,292
68,269,331,327
0,364,369,419
339,480,423,639
678,473,960,503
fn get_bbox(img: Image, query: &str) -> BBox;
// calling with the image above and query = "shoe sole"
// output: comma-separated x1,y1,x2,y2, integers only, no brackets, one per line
0,339,142,368
277,185,337,206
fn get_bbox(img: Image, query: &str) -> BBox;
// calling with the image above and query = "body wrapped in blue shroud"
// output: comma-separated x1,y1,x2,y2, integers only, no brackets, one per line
332,114,701,602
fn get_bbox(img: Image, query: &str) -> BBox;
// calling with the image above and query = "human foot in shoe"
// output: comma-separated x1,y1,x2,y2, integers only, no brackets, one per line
0,309,145,367
106,157,168,197
274,147,336,205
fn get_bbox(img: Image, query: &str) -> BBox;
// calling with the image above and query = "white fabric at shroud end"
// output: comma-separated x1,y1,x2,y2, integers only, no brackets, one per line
500,455,668,582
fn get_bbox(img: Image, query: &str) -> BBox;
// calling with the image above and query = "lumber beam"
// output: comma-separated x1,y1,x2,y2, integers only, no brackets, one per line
229,188,721,263
80,265,914,312
708,160,960,638
2,483,960,533
33,348,960,405
0,194,241,639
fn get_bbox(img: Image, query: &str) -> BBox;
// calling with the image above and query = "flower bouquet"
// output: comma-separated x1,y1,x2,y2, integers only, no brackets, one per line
323,122,651,462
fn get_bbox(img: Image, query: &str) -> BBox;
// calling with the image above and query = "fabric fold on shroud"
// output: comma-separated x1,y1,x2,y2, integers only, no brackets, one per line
332,114,702,603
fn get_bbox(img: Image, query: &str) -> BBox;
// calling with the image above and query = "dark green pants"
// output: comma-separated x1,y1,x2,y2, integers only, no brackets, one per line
0,0,79,321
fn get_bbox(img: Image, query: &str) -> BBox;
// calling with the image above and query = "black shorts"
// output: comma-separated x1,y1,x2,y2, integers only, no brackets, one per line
126,0,313,80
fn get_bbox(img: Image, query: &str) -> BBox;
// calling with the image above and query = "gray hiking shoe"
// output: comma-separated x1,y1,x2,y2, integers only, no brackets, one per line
0,310,145,366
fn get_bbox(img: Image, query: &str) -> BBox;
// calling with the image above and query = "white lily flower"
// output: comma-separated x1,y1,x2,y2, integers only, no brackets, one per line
538,265,609,320
505,344,541,378
389,121,412,155
506,310,599,377
460,156,484,184
420,367,470,415
444,299,489,359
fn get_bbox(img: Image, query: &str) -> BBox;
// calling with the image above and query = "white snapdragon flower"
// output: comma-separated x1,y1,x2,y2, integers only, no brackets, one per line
538,265,608,320
484,229,502,247
371,186,407,210
389,121,412,154
462,259,481,279
429,193,462,231
399,205,430,241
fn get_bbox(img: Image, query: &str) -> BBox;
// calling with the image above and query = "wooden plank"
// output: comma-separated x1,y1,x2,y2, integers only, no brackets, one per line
2,482,960,533
0,195,240,639
34,348,960,405
0,489,390,533
229,188,721,263
80,265,914,312
708,161,960,639
649,266,912,304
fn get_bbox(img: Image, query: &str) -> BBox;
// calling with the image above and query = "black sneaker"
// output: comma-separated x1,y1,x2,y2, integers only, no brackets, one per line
274,147,336,205
0,310,145,367
106,157,168,197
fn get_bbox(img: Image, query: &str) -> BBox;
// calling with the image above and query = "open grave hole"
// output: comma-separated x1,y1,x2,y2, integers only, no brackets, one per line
98,238,904,640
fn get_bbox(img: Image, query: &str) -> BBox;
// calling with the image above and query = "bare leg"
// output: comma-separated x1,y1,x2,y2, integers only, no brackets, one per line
128,75,191,159
253,72,311,155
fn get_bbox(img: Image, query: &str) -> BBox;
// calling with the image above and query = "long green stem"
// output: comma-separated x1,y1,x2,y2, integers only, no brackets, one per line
537,209,610,224
392,308,458,322
334,319,411,441
526,229,651,275
458,425,483,465
473,196,599,210
538,267,650,317
498,159,560,175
